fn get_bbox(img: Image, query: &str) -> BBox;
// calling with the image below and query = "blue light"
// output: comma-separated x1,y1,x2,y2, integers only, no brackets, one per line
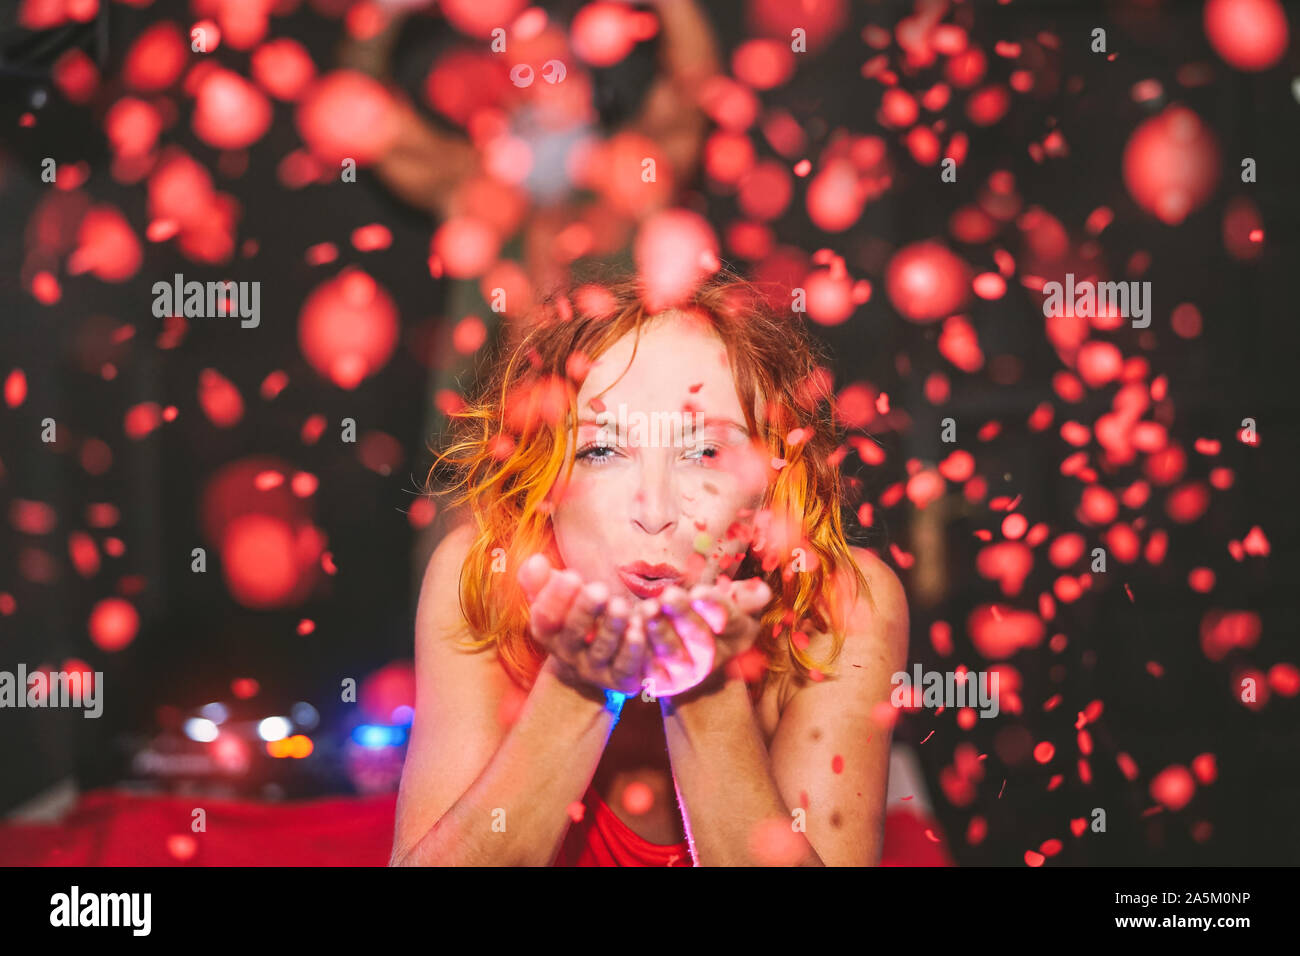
352,724,409,748
291,701,319,730
199,702,229,725
603,690,626,729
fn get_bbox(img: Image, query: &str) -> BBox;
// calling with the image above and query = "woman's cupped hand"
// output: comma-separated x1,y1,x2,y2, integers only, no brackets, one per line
518,553,772,699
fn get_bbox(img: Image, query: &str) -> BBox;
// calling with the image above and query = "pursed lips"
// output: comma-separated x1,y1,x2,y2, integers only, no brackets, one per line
616,563,684,600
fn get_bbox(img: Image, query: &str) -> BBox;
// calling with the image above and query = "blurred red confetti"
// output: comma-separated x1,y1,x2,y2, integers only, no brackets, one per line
88,597,139,651
1150,765,1196,811
297,270,399,389
1202,0,1290,71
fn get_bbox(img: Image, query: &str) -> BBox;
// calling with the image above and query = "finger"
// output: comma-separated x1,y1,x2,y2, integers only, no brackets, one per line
642,603,714,697
632,612,673,695
686,583,728,634
531,568,583,642
702,579,771,643
659,598,718,674
637,598,672,657
643,602,689,667
609,602,648,692
588,594,632,668
557,579,608,657
517,552,554,602
660,586,718,645
729,577,773,615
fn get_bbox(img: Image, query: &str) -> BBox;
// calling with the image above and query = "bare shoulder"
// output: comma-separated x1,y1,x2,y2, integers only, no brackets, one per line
422,519,476,582
810,547,909,669
773,548,908,715
846,547,908,629
415,520,478,646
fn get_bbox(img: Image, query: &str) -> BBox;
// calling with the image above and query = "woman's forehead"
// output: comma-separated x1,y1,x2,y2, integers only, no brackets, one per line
580,312,734,404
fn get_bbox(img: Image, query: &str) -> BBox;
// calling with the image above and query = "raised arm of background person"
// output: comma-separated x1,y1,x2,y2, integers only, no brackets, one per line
336,5,479,217
390,521,617,866
623,0,722,191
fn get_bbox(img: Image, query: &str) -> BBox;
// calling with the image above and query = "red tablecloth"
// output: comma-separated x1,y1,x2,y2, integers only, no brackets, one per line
0,790,398,866
0,790,952,866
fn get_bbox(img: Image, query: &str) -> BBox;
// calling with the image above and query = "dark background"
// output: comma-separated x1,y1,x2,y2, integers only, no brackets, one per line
0,0,1297,864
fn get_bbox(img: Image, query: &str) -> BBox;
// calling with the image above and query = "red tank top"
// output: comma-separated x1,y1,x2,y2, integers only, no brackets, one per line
553,784,693,866
551,787,954,866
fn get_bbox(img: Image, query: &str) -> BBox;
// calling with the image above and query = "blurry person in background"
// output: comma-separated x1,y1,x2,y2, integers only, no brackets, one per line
338,0,721,574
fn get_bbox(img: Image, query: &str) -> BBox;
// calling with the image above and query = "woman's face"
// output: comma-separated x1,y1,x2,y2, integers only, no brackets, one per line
547,310,768,600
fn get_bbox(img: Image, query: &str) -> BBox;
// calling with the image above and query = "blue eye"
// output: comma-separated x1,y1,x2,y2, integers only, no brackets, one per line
575,443,618,464
685,444,720,464
575,443,720,465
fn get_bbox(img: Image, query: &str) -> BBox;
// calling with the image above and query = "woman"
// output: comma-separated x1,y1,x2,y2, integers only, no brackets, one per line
390,270,909,866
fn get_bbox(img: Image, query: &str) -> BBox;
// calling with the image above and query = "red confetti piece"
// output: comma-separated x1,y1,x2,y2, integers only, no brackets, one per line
1124,107,1220,225
166,834,198,861
52,47,98,103
124,402,163,440
1150,765,1196,811
193,69,271,150
1203,0,1289,71
622,781,654,815
290,472,318,498
251,37,316,101
198,369,244,428
1191,753,1218,785
68,532,99,578
31,271,61,304
88,597,139,651
748,817,807,866
301,414,327,445
1268,664,1299,697
1116,752,1140,781
889,542,915,569
4,370,27,408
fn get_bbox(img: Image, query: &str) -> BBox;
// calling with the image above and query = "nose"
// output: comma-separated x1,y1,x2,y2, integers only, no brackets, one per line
631,458,679,536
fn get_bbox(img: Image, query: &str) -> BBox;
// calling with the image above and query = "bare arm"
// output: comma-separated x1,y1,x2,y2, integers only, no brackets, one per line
659,548,910,865
660,666,816,866
624,0,722,187
336,7,480,217
390,522,617,866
